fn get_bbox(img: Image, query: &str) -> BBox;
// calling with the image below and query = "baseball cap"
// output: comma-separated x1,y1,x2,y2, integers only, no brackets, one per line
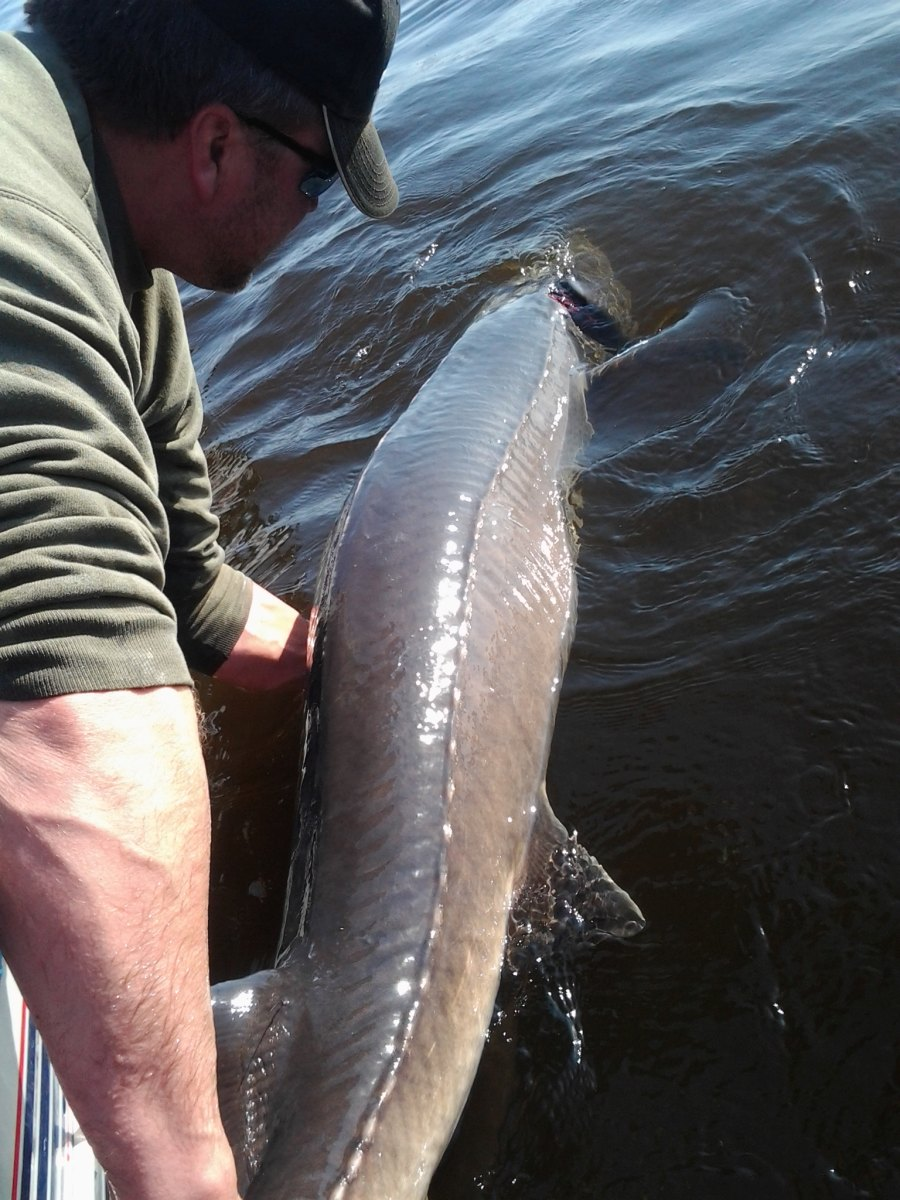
190,0,400,218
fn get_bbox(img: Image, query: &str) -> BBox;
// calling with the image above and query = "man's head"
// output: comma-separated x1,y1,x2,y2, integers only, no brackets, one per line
25,0,399,219
192,0,399,220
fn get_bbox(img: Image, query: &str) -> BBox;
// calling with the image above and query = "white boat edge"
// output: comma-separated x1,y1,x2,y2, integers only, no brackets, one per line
0,956,105,1200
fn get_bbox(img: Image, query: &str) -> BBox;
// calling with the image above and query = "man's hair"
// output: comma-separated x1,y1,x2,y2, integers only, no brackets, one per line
25,0,320,137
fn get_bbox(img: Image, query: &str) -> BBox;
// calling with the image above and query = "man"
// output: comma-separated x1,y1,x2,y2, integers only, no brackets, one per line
0,1,399,1197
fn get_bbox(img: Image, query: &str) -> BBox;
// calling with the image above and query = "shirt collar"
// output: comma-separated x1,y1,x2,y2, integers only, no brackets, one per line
90,126,153,305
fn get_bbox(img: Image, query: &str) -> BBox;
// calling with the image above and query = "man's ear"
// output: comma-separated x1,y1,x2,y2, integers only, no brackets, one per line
186,104,247,204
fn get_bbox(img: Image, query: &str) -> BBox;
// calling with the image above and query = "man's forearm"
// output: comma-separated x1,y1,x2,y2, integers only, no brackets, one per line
0,687,238,1200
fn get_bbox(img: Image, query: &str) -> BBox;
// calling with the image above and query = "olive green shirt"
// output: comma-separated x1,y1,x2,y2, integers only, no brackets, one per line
0,26,252,699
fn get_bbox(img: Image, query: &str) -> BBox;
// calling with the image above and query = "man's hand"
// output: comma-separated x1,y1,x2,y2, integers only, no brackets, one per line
0,687,240,1200
213,580,311,692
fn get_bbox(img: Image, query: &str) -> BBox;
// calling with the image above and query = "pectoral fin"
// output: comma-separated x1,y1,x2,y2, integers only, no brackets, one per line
509,786,644,971
212,969,289,1193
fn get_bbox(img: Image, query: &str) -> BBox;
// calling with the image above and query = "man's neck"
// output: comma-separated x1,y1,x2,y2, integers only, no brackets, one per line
92,116,200,276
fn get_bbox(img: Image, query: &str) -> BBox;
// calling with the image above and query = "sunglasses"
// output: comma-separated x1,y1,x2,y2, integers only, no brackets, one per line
234,112,339,199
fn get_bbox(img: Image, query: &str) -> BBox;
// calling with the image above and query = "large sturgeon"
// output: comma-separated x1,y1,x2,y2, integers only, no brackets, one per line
213,288,643,1199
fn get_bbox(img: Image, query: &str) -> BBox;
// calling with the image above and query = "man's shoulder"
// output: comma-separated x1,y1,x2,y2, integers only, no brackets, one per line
0,28,99,238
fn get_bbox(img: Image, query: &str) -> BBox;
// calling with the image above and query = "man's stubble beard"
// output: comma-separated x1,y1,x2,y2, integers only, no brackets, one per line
204,167,282,294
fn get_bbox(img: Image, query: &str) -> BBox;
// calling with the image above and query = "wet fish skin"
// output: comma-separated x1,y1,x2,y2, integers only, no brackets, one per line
213,289,643,1199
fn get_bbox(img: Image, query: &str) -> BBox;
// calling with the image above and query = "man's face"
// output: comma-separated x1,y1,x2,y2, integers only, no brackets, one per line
202,116,335,293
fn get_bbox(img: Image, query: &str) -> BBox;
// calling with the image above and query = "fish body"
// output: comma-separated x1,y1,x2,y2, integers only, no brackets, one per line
214,289,642,1199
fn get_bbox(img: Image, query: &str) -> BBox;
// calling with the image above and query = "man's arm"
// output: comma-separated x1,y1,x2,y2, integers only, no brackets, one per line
0,687,239,1200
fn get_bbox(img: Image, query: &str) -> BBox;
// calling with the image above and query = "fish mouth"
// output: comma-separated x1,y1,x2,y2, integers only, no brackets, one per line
548,276,589,314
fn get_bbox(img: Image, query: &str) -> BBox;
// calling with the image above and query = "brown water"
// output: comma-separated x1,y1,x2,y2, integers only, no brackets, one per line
3,0,898,1194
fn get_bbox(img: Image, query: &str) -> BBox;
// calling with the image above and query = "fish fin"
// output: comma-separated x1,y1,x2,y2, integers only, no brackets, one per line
212,969,290,1193
583,288,752,458
508,786,644,972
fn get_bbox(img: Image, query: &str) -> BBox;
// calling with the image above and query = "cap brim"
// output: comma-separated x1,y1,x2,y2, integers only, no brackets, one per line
323,108,398,219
